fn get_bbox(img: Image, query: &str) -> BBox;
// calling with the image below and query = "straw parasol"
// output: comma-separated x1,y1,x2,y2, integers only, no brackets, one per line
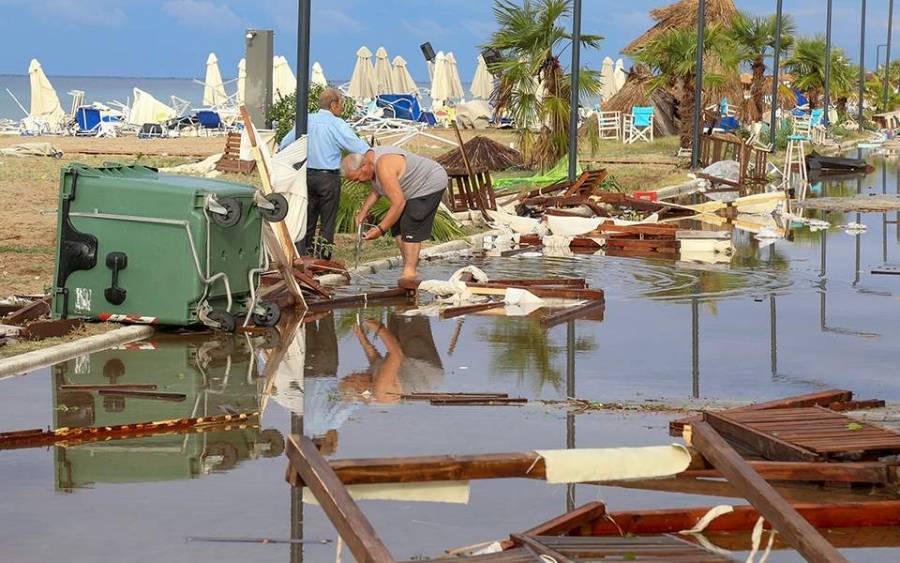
599,57,616,101
470,55,494,99
348,46,377,99
603,65,678,136
613,59,627,92
28,59,64,124
273,55,297,101
430,52,452,107
623,0,738,55
236,58,246,104
203,52,228,107
446,52,466,100
373,47,394,94
311,62,328,87
391,56,418,95
127,88,176,125
436,135,524,172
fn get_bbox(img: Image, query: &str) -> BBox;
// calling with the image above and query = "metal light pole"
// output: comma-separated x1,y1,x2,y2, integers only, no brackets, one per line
859,0,867,128
824,0,833,125
769,0,784,146
294,0,311,138
885,0,895,111
567,0,583,182
691,0,706,169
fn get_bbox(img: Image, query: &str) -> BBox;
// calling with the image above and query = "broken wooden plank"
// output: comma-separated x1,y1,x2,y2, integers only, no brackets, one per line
440,301,503,319
827,399,886,412
509,534,573,563
487,278,587,288
20,318,83,340
702,411,822,462
465,283,604,302
522,501,606,537
5,297,51,326
430,397,527,406
401,392,510,401
691,420,848,562
97,389,187,402
307,288,409,311
284,435,394,563
539,300,605,329
59,383,158,391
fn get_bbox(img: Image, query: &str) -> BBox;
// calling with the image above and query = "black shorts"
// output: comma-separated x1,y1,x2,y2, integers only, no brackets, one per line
391,189,446,243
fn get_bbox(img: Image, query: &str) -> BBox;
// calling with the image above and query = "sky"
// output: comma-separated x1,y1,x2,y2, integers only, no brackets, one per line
0,0,898,82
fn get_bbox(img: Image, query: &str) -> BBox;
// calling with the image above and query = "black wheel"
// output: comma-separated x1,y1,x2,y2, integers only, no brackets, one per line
210,197,242,228
207,310,235,332
252,301,281,327
259,193,289,222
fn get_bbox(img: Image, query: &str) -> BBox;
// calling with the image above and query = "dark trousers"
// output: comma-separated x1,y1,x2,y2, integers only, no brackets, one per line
297,171,341,259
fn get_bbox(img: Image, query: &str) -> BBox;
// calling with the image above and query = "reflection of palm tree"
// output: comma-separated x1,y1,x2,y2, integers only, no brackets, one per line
478,318,595,391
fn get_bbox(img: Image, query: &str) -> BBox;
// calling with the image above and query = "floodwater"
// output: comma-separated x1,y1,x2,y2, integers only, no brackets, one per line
3,154,900,562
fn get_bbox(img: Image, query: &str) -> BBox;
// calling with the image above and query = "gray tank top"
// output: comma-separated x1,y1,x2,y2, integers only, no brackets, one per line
371,146,448,199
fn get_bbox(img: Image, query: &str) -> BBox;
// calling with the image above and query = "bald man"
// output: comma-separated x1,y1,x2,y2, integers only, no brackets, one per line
341,147,448,281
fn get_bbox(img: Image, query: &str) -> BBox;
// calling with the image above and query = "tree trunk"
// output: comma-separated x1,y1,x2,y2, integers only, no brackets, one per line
750,57,766,122
679,75,695,150
807,88,821,110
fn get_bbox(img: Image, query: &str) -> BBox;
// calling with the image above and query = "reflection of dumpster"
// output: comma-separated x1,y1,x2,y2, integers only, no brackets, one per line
52,334,284,491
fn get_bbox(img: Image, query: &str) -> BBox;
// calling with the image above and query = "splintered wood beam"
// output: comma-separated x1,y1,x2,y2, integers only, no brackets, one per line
691,420,848,563
539,300,605,329
522,501,606,537
307,288,410,311
439,301,503,319
285,435,393,563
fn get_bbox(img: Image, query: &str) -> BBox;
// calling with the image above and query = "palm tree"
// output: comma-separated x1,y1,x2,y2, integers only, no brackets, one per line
783,35,853,111
482,0,602,169
635,24,740,149
729,11,795,122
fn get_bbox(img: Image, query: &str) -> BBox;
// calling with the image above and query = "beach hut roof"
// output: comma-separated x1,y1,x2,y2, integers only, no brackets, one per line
391,56,419,95
28,58,65,124
348,46,377,99
373,46,394,94
623,0,737,55
311,61,328,87
470,55,494,99
602,65,678,137
203,52,228,107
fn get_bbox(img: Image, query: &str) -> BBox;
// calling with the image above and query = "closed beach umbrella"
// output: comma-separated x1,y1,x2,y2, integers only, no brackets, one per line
348,46,377,99
446,52,465,100
470,55,494,99
391,56,418,95
311,61,328,87
128,88,175,125
430,51,452,107
599,56,616,102
237,58,246,105
28,59,65,124
373,47,394,94
203,52,228,107
273,55,297,101
613,58,626,92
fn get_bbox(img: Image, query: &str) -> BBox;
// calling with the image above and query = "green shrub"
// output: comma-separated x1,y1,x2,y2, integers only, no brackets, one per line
267,83,356,144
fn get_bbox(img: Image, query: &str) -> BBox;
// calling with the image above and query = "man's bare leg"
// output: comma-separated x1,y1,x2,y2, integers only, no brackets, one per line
397,237,421,280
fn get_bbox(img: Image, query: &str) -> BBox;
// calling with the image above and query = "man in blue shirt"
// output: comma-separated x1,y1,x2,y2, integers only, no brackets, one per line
283,88,369,259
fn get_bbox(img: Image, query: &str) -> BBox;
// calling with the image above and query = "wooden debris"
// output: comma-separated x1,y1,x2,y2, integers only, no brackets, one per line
97,389,187,402
539,300,605,329
440,301,502,319
307,288,410,311
284,435,394,563
59,383,158,391
20,318,83,340
5,296,51,326
401,392,511,401
430,397,527,406
215,131,256,174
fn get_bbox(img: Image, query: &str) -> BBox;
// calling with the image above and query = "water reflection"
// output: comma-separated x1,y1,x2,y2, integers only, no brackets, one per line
51,333,284,490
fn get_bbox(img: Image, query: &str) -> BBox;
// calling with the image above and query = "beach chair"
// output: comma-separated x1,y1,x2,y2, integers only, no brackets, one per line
196,110,224,136
376,94,422,121
74,107,118,137
792,109,824,144
596,110,621,140
623,106,654,144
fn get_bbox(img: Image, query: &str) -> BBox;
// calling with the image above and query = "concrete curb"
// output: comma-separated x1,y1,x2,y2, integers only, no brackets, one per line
318,230,499,287
0,324,155,379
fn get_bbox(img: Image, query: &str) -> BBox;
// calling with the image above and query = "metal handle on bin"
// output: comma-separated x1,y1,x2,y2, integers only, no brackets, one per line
104,252,128,305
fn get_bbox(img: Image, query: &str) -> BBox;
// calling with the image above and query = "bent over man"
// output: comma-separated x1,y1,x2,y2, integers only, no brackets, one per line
341,147,448,281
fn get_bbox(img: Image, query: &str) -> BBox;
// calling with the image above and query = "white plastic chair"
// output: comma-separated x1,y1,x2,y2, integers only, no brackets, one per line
596,110,622,140
623,106,654,144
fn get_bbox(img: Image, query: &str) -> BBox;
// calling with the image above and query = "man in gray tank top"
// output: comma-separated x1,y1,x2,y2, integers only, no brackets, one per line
341,146,448,281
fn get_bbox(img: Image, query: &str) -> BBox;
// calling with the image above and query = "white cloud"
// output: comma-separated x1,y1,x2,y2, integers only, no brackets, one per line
161,0,243,31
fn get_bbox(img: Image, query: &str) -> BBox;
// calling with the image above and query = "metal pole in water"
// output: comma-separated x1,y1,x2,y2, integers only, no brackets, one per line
824,0,834,126
770,295,777,377
567,0,583,183
566,320,576,511
691,0,706,168
691,294,699,398
294,0,311,138
770,0,784,145
291,412,304,563
859,0,867,128
885,0,895,111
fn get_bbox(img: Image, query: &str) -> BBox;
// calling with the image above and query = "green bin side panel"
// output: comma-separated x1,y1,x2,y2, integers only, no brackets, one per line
51,165,264,325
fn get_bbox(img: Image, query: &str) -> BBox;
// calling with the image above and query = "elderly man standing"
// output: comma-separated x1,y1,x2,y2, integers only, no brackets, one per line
341,147,448,281
284,88,369,259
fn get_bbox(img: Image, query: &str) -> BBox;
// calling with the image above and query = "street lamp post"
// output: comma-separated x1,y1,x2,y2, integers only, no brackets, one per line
691,0,706,169
769,0,784,145
824,0,833,125
567,0,583,182
858,0,867,128
294,0,311,139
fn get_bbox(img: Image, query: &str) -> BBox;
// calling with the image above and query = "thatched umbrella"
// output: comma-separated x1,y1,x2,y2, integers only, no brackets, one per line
602,65,678,136
623,0,738,55
435,135,524,172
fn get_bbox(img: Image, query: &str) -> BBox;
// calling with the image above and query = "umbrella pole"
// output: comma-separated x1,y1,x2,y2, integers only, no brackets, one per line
567,0,583,183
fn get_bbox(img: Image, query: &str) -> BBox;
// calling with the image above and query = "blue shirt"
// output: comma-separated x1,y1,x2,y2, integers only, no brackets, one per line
279,110,369,169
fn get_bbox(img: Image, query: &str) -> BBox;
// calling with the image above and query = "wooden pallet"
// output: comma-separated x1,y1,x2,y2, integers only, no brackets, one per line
706,406,900,461
215,132,256,174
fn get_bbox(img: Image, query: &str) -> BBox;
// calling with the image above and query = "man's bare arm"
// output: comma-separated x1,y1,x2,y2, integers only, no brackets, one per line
363,154,406,240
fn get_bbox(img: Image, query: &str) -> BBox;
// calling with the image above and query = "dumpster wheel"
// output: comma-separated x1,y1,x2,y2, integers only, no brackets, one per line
206,310,236,332
210,197,243,228
259,193,289,222
252,301,281,327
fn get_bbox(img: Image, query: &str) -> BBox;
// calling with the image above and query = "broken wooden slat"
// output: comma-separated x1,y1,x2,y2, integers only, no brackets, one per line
59,383,158,391
509,534,573,563
691,420,848,562
5,297,51,326
97,389,187,402
284,435,394,563
486,278,587,288
401,392,509,401
430,397,527,406
307,288,409,311
20,318,83,340
465,283,604,302
440,301,503,319
539,300,605,329
522,501,606,537
702,411,822,462
827,399,886,412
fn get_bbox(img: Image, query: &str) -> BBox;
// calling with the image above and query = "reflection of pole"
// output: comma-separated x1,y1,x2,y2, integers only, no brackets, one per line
824,0,834,125
691,0,707,167
770,0,784,145
291,413,304,563
691,295,699,399
885,161,889,262
565,320,576,512
567,0,583,182
820,230,827,331
769,295,777,377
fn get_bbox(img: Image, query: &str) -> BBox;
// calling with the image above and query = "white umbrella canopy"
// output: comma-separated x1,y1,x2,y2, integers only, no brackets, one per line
430,51,452,107
599,56,616,101
203,52,228,107
348,46,377,99
237,58,246,105
311,61,328,87
373,47,394,94
391,56,418,95
273,55,297,101
613,58,626,92
446,52,465,100
470,55,494,99
128,88,175,125
28,59,65,125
